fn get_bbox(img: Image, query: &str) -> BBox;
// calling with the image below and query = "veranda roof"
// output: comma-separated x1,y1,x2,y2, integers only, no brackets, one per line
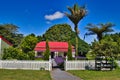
34,41,75,52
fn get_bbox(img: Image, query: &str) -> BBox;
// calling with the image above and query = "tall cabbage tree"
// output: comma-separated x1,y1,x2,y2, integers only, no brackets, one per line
65,4,87,55
85,22,115,41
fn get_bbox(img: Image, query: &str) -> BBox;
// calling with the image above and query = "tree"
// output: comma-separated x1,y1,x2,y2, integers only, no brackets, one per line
85,22,114,41
0,24,24,47
65,4,87,56
37,35,43,42
43,24,73,41
91,36,119,58
44,40,50,60
20,34,38,53
43,23,90,54
67,41,73,60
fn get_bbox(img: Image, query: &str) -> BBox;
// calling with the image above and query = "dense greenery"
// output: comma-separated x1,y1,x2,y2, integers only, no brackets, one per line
43,24,73,41
87,34,120,60
0,69,51,80
68,69,120,80
0,24,24,47
65,4,87,56
2,34,37,60
20,34,38,53
44,40,50,60
2,47,29,60
43,24,90,55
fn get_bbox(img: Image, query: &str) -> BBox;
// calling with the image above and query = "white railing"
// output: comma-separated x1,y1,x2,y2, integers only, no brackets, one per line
0,60,52,71
65,60,95,71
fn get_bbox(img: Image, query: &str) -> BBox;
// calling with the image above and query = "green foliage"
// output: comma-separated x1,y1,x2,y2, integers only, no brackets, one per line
65,4,87,56
44,40,50,60
43,24,73,41
43,23,90,55
37,35,43,42
85,22,114,41
27,51,35,60
20,34,38,53
67,41,73,60
65,4,87,26
2,47,29,60
91,36,119,58
86,50,96,60
0,24,24,47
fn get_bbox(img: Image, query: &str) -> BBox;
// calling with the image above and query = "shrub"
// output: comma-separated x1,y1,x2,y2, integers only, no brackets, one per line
2,47,30,60
2,47,22,60
67,41,73,60
44,40,50,60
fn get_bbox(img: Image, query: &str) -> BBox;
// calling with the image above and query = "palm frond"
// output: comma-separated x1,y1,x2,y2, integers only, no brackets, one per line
67,7,74,15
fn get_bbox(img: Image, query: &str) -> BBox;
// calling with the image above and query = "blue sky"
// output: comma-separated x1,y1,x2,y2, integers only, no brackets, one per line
0,0,120,43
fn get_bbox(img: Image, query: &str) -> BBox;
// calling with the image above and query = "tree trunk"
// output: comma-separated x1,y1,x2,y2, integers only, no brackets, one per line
74,24,79,56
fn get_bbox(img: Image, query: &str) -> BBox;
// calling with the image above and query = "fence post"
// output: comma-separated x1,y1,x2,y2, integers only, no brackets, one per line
64,56,68,71
49,56,52,71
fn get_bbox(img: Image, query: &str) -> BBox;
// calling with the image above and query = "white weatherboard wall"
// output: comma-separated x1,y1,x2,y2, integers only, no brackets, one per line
0,39,11,59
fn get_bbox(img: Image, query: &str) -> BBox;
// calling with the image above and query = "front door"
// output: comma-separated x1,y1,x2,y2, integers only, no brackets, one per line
51,52,55,59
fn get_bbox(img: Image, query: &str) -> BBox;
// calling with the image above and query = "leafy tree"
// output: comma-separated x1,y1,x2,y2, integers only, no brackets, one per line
44,40,50,60
43,24,73,41
43,23,90,55
85,22,114,41
20,34,38,53
0,24,24,47
37,35,43,42
65,4,87,56
91,36,119,58
67,41,73,60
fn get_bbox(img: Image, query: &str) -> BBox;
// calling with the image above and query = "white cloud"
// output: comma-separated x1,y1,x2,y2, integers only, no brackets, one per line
45,11,64,21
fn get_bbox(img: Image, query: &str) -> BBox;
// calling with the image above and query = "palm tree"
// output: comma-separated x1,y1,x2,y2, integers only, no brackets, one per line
65,4,87,56
85,22,115,41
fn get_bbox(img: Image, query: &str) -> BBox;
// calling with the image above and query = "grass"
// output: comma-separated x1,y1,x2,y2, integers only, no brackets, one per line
68,69,120,80
0,69,51,80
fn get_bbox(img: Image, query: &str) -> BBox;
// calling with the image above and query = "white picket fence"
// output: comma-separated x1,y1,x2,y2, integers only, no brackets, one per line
0,60,52,71
64,60,95,71
64,59,120,71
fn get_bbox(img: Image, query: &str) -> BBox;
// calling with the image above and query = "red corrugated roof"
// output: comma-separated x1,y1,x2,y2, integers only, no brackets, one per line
0,36,13,46
34,41,75,52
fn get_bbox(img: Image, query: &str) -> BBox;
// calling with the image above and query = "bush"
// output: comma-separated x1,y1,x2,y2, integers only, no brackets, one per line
27,51,35,60
2,47,20,60
2,47,30,60
86,51,96,60
44,40,50,60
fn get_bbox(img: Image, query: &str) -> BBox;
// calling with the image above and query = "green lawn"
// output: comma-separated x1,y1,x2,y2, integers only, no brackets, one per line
68,69,120,80
0,69,51,80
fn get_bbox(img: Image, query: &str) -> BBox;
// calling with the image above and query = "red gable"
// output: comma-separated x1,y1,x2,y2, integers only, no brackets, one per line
34,41,75,52
0,36,13,46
